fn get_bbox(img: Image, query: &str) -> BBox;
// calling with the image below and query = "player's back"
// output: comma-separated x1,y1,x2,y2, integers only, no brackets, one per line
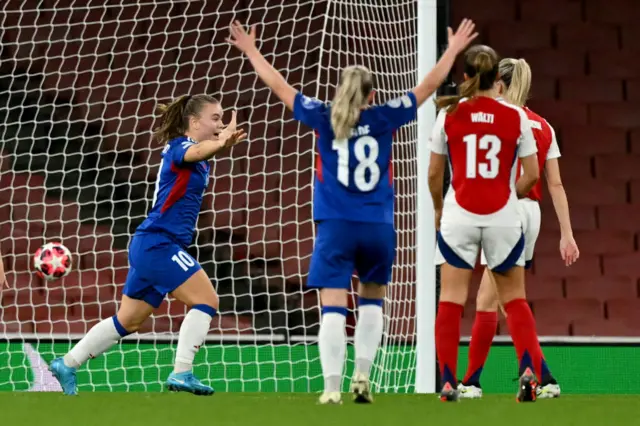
434,96,535,226
293,92,417,225
136,136,210,247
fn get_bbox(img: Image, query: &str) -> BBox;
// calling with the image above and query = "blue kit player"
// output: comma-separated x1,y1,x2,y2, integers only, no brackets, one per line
49,95,246,395
229,19,478,404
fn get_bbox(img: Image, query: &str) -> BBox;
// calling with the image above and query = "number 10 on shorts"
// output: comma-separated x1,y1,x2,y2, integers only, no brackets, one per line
172,250,196,271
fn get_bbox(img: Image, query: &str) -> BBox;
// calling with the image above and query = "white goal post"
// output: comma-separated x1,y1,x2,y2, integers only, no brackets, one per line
415,0,438,394
0,0,437,393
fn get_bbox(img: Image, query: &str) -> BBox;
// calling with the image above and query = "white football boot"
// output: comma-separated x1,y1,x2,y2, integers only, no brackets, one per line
318,391,342,405
457,382,483,399
536,382,561,399
350,372,373,403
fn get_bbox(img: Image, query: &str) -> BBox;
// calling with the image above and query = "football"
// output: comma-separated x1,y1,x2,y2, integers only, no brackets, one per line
33,242,72,281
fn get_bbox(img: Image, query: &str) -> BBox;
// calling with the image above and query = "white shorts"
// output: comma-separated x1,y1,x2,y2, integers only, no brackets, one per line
435,223,525,272
480,198,541,269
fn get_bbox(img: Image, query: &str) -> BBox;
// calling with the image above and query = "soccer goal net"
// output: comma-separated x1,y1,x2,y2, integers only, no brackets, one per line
0,0,426,393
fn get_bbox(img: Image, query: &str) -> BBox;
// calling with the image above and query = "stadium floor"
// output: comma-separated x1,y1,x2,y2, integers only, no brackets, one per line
2,393,632,425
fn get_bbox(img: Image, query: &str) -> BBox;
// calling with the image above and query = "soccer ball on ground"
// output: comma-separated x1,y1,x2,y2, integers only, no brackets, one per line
33,242,72,281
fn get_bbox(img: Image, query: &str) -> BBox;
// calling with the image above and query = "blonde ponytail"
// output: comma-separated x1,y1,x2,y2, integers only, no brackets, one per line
498,58,532,107
330,65,373,140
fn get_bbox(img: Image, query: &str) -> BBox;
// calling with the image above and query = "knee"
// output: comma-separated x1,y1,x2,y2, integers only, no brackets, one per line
439,285,467,305
191,303,218,318
358,283,386,300
125,323,143,333
207,291,220,310
475,269,500,312
491,268,526,305
476,286,499,312
191,291,219,311
497,285,526,306
114,314,144,334
320,289,348,307
180,288,219,311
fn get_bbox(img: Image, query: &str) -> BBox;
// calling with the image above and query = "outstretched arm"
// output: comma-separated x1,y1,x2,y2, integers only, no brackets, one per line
412,19,478,107
183,111,247,163
228,21,297,111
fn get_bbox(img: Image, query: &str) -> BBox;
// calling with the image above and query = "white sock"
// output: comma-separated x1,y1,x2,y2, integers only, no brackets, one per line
174,308,213,373
354,303,384,378
318,311,347,393
64,317,126,369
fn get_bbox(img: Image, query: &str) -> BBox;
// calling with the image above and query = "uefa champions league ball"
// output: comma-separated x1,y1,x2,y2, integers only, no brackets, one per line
33,242,72,281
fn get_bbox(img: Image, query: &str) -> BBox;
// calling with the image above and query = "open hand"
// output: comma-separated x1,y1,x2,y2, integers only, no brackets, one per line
447,19,478,54
218,111,246,148
227,21,257,54
223,130,247,148
219,110,238,137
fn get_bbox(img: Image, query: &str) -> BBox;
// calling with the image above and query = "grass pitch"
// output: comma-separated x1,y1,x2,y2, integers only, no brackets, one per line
2,393,637,426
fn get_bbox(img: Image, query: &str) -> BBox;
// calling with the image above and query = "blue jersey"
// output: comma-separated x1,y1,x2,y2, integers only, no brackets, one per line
293,91,417,224
136,136,210,247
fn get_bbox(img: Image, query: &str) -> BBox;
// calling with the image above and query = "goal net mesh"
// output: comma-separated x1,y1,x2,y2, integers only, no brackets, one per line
0,0,419,393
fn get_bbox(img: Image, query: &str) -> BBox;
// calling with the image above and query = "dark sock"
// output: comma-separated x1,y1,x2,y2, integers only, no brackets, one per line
540,358,555,385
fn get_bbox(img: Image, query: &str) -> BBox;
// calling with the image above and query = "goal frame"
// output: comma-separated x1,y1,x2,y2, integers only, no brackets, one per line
0,0,441,394
415,0,438,394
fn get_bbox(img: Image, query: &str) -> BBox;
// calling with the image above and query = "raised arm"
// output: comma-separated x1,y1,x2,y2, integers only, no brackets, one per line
183,111,246,163
412,19,479,107
228,21,297,111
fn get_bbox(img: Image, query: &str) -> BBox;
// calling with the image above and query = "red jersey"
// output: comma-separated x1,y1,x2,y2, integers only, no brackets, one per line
430,97,537,219
515,107,561,202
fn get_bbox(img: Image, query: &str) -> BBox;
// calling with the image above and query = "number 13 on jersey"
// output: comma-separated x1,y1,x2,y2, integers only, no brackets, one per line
463,134,501,179
332,136,380,192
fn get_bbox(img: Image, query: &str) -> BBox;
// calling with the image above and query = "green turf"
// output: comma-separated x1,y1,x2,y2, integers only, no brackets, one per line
2,393,638,426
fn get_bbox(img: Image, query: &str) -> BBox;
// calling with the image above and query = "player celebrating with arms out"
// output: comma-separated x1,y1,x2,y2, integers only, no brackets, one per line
228,20,477,404
457,57,580,400
429,45,546,402
49,95,246,396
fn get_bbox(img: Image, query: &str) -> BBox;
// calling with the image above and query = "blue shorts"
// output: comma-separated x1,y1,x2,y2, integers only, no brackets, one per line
123,233,202,308
307,220,396,289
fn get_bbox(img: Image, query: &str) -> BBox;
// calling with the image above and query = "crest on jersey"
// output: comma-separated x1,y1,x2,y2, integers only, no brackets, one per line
301,95,322,109
386,95,413,109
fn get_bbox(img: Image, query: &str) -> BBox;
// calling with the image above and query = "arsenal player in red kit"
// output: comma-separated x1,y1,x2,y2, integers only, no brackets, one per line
428,45,546,402
458,58,580,400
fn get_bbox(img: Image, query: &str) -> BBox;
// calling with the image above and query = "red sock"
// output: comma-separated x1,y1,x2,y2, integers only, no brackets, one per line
504,298,544,380
462,311,498,385
435,301,464,387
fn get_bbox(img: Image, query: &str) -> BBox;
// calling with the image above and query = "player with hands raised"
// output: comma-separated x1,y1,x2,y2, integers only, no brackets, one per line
229,19,477,404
